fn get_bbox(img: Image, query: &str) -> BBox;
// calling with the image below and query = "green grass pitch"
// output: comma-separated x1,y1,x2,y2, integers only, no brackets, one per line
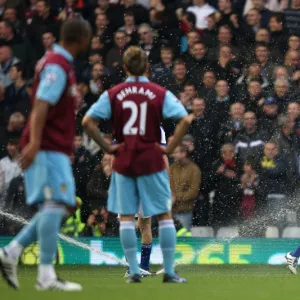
1,265,300,300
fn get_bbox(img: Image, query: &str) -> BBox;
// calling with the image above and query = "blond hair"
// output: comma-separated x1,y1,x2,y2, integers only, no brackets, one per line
123,46,148,76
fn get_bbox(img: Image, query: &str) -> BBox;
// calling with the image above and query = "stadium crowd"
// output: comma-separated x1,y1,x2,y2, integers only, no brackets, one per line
1,0,300,237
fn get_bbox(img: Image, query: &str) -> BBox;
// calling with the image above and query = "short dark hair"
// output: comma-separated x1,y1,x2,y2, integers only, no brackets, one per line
270,12,284,24
60,19,92,44
255,41,269,50
184,80,197,89
173,59,186,68
7,138,20,146
185,12,196,27
12,62,25,76
193,41,206,48
161,45,173,53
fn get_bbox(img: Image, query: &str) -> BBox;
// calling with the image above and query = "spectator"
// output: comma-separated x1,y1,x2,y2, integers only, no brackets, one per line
234,111,266,167
0,45,20,87
211,143,241,227
71,135,92,204
89,62,106,96
42,31,56,53
218,102,245,146
254,42,275,82
170,145,201,230
122,0,149,25
118,10,138,45
180,29,200,57
179,80,198,112
0,139,21,203
185,41,211,85
0,112,25,159
3,7,26,39
272,77,294,112
287,34,300,52
106,30,127,78
287,101,300,122
259,97,279,139
207,79,233,123
284,49,300,78
215,0,238,29
208,25,240,61
211,44,241,87
164,59,188,95
5,62,30,117
198,70,216,99
28,0,60,60
151,45,173,83
188,97,219,189
58,0,83,21
268,12,288,53
258,142,289,226
86,154,112,210
0,20,33,77
84,207,118,237
201,13,218,49
138,23,162,65
271,114,297,184
186,0,216,30
92,0,124,32
25,0,38,25
240,159,259,220
237,8,263,47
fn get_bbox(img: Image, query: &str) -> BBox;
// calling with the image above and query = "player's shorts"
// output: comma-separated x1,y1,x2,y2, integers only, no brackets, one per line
24,151,76,207
108,170,171,216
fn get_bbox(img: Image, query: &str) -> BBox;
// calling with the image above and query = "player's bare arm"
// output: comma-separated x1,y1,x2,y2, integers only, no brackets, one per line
19,100,49,170
164,113,196,155
82,115,120,154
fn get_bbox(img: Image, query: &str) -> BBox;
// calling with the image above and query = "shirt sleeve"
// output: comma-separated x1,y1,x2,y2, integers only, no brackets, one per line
162,90,188,119
36,64,67,105
86,91,111,120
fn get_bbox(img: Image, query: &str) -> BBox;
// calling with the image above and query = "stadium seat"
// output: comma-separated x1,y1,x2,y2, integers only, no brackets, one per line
191,226,214,237
265,226,279,238
282,227,300,238
216,227,239,238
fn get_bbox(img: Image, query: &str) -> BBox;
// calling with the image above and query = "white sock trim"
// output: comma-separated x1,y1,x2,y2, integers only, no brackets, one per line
120,221,135,230
38,264,56,282
159,220,175,230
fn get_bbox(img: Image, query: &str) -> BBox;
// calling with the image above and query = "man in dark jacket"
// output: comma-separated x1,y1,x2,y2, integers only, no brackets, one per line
258,142,289,227
234,111,267,167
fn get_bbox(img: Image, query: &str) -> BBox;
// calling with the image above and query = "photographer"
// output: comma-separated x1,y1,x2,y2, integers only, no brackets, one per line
83,207,119,237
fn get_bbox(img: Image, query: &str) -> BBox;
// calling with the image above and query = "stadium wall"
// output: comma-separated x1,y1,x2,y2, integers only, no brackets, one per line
0,237,298,265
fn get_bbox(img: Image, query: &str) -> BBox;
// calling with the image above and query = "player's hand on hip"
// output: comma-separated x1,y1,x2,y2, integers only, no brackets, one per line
18,142,39,170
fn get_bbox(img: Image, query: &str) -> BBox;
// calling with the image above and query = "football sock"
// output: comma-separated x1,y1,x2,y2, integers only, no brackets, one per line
38,207,65,265
140,243,152,271
120,221,140,275
291,246,300,258
159,220,176,277
5,212,41,260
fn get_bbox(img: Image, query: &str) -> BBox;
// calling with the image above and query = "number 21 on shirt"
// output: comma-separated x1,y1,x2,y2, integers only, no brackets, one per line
122,100,147,136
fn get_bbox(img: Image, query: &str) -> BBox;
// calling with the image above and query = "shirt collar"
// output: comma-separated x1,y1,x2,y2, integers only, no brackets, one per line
125,76,149,83
52,44,73,62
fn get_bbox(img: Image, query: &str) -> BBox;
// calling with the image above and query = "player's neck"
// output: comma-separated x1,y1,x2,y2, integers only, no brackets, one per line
59,42,77,58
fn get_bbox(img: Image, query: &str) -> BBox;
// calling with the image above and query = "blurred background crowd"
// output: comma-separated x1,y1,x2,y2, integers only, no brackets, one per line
1,0,300,238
